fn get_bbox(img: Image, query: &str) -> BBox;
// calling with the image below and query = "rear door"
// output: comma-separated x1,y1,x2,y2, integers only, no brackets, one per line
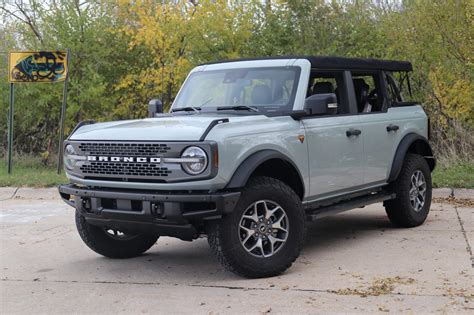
350,71,402,184
302,70,365,198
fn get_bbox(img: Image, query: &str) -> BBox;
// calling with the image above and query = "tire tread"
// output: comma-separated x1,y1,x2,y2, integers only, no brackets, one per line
385,153,432,228
207,176,306,278
75,210,158,258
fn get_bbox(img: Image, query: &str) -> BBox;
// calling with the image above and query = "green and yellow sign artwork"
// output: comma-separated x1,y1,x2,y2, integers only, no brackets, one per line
8,51,68,83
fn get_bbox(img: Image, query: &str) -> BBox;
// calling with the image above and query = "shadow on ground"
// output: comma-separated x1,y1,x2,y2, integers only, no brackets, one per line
63,210,397,282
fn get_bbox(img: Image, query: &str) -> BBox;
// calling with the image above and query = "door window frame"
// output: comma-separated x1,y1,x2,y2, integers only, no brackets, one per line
302,69,358,119
385,71,405,105
349,70,390,114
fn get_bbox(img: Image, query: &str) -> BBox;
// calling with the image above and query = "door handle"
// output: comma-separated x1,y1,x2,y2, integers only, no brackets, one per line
386,124,399,132
346,128,362,137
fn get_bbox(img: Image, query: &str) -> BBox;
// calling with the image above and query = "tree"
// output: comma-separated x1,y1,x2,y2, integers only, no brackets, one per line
0,0,472,162
0,1,134,161
114,0,255,117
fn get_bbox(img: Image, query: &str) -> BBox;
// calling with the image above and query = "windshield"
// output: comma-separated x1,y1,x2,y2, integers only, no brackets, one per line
172,67,301,113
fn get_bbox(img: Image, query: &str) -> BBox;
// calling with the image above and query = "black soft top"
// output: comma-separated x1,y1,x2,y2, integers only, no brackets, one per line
203,56,412,72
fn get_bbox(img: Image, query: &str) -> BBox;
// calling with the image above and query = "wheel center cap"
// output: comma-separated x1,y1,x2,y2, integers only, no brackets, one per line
259,224,267,233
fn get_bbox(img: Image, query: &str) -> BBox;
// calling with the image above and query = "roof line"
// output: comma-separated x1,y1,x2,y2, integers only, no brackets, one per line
201,55,413,72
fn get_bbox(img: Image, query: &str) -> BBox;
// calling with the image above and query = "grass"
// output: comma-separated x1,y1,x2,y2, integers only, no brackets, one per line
0,156,67,188
0,156,472,188
432,161,474,189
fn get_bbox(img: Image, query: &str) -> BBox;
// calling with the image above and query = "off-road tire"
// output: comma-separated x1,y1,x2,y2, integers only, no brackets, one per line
385,153,432,227
75,210,159,258
207,176,306,278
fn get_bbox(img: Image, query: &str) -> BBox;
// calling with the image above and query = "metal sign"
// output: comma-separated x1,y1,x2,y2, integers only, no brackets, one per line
6,49,70,174
8,50,68,83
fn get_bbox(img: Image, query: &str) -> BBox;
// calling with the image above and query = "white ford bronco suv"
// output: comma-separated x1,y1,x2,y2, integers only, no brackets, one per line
59,56,435,278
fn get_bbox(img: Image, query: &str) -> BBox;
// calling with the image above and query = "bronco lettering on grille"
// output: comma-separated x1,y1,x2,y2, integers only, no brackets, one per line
87,156,161,163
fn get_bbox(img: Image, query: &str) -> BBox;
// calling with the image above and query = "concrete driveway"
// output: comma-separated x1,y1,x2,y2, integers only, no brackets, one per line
1,188,472,314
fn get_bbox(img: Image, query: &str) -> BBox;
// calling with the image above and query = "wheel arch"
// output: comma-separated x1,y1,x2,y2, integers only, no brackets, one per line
388,133,436,182
226,150,305,199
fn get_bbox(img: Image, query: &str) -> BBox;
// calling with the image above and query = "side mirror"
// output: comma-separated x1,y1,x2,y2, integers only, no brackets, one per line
304,93,338,115
148,99,163,117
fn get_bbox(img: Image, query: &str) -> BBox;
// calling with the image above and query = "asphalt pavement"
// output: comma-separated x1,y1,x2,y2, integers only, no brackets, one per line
0,187,472,314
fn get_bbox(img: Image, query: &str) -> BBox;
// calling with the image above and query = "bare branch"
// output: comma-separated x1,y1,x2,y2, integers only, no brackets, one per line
14,1,43,42
0,0,43,43
74,0,85,42
0,5,29,24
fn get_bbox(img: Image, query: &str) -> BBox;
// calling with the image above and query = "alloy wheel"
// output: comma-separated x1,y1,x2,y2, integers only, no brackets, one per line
238,200,289,258
104,228,137,241
409,170,426,212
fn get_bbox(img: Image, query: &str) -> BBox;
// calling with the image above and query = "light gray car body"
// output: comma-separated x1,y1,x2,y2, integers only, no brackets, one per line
59,57,436,278
66,58,429,206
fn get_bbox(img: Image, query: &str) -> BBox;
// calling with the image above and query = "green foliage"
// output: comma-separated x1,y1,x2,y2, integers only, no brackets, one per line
0,0,472,167
113,0,256,115
0,0,139,155
380,0,473,128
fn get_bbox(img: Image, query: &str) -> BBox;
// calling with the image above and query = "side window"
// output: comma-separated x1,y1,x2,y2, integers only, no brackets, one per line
350,72,386,113
306,71,350,114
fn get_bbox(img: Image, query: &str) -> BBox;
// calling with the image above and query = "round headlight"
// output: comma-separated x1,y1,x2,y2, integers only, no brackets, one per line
64,144,77,170
181,146,208,175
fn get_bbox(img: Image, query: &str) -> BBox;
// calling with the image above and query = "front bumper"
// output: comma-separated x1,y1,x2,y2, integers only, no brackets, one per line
58,184,240,240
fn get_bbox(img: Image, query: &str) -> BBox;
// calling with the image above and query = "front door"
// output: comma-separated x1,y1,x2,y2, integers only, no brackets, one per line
302,70,364,199
303,115,365,197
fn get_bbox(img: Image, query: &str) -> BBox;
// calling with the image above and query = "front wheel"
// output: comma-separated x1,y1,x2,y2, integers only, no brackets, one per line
75,210,159,258
385,153,432,227
207,176,306,278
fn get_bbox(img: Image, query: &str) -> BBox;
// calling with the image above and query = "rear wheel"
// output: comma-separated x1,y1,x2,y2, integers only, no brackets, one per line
385,154,432,227
75,210,159,258
207,176,306,278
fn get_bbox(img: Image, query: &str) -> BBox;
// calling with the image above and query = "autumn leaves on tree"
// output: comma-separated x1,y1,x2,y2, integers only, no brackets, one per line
0,0,472,160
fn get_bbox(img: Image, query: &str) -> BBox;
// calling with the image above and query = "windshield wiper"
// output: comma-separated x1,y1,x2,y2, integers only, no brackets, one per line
171,106,201,113
217,105,260,112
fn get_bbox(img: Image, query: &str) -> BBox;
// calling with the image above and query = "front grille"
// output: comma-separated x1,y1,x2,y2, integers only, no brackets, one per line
80,162,172,177
68,140,213,182
78,142,171,156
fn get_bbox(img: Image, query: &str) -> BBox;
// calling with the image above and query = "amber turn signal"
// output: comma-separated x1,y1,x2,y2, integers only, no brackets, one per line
213,147,219,168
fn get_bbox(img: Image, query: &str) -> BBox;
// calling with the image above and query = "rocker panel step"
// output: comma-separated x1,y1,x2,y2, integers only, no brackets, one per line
306,192,395,222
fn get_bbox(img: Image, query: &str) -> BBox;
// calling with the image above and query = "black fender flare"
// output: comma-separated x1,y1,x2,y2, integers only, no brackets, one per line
226,150,305,194
388,133,435,182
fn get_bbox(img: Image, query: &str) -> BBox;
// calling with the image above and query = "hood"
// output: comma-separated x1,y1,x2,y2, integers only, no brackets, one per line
69,114,251,141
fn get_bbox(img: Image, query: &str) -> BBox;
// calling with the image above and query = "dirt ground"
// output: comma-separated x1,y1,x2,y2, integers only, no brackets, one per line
0,188,472,314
